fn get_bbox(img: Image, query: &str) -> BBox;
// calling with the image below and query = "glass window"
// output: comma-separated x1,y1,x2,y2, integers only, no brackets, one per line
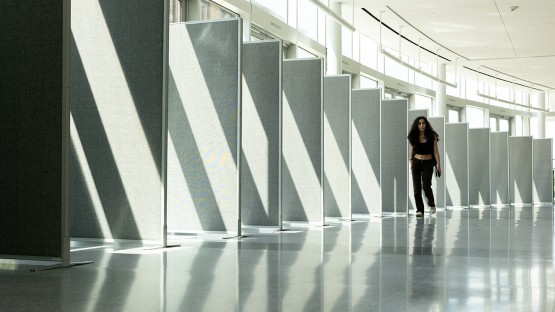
297,47,316,58
413,61,432,89
499,119,509,132
466,106,484,128
199,0,237,20
359,34,378,70
298,0,318,41
317,8,326,45
490,117,497,132
446,72,460,97
448,109,459,123
360,75,378,88
342,26,353,58
466,78,480,102
251,0,287,22
515,115,523,135
414,94,432,113
384,47,408,81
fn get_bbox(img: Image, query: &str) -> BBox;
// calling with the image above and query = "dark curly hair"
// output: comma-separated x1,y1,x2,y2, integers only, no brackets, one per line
407,116,439,146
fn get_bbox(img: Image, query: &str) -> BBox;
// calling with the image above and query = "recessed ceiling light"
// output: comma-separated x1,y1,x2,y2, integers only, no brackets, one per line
508,5,519,11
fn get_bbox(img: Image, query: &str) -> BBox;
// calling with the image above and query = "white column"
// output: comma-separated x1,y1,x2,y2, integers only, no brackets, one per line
535,93,546,138
326,2,342,75
434,63,447,117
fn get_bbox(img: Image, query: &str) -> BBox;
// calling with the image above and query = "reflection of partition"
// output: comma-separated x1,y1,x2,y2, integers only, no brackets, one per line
70,1,164,240
168,19,242,232
282,59,324,223
1,1,68,258
381,99,408,213
351,89,381,215
445,123,469,207
241,40,282,226
509,137,533,204
322,227,350,309
469,128,490,206
490,132,509,205
408,109,428,211
533,139,553,203
324,75,351,219
429,117,445,208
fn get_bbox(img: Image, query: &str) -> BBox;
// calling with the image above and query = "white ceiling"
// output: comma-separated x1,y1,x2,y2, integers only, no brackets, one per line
352,0,555,91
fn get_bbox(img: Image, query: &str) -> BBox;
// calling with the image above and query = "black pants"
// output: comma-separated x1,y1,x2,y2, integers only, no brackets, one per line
411,159,436,213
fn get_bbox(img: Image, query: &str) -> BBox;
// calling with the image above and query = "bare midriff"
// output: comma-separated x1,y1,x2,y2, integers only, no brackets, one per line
414,154,433,160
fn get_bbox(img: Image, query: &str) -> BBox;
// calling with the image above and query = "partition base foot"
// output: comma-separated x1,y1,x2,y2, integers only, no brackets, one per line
31,261,94,272
143,244,181,251
223,235,251,239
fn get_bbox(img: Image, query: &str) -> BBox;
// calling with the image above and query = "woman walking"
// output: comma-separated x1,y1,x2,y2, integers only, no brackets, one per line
408,116,441,218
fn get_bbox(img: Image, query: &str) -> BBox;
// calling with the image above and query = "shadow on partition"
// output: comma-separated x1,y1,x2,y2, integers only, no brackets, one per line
167,20,241,233
70,1,165,240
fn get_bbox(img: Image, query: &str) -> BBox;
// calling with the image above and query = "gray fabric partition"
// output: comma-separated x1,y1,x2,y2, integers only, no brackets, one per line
429,117,445,208
282,59,324,223
381,99,408,214
241,40,282,226
70,1,164,240
445,123,469,207
468,128,490,206
168,19,242,232
490,132,509,205
408,110,428,211
509,137,533,204
533,139,553,203
351,89,381,215
1,2,66,258
324,75,351,219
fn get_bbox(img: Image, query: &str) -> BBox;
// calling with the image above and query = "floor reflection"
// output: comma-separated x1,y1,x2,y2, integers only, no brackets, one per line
0,205,553,311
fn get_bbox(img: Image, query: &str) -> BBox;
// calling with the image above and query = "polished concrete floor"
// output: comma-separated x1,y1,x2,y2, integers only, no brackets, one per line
1,205,554,312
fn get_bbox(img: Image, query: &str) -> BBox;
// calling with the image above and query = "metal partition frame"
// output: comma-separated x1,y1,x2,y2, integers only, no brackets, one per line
468,128,491,206
445,123,469,208
533,138,553,203
429,117,445,208
509,136,533,204
381,99,408,214
351,88,381,216
490,132,510,206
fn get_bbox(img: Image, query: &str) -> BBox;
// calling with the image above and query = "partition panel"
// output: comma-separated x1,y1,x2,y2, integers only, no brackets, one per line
324,75,351,219
509,137,533,204
1,1,66,258
408,110,428,211
241,40,282,226
469,128,490,206
533,139,552,203
429,117,445,208
490,132,509,205
168,19,242,232
70,1,164,240
445,123,469,207
351,89,381,215
381,99,408,213
282,59,324,223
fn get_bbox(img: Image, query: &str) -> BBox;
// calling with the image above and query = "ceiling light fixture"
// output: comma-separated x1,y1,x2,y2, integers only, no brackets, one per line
477,92,549,112
381,48,458,88
508,6,519,11
307,0,355,32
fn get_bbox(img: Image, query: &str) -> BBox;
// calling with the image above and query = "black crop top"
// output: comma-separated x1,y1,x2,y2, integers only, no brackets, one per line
413,139,434,155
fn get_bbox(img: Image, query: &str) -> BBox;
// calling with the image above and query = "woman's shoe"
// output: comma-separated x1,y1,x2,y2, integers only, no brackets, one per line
430,206,436,214
415,211,423,218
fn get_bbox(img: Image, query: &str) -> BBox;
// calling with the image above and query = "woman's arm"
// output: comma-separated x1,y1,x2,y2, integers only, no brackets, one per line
433,137,441,174
409,144,414,161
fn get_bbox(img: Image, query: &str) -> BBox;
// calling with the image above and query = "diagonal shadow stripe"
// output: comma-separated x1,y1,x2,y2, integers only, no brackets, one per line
70,35,142,239
168,69,226,231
